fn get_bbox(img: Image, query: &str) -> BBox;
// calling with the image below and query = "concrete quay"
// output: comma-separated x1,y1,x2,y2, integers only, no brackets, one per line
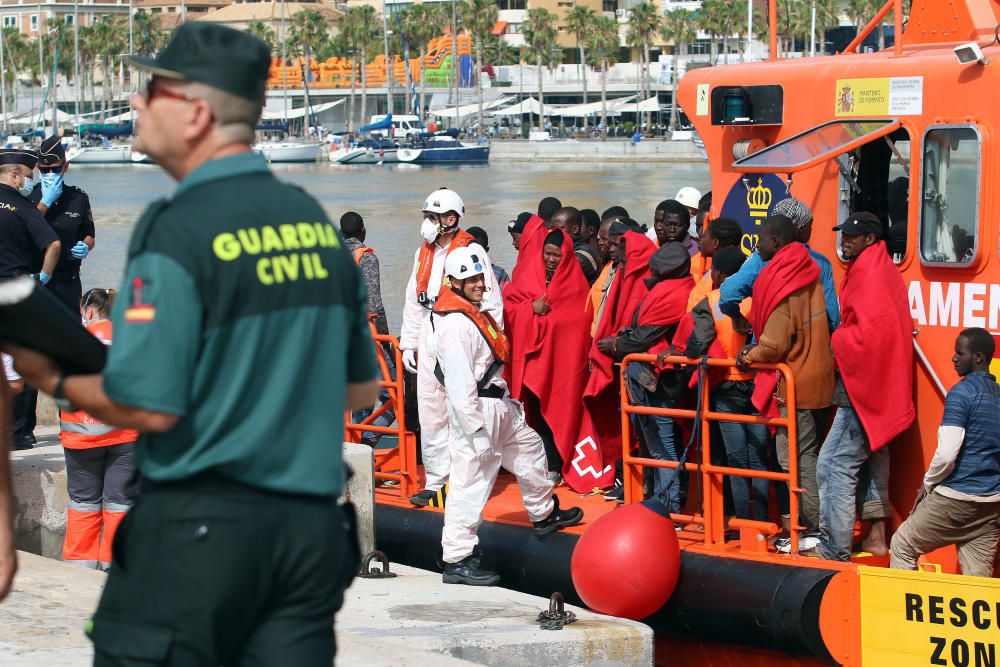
0,553,651,666
489,138,703,162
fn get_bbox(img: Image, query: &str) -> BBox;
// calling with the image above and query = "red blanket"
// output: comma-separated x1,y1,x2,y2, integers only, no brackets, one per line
749,243,821,418
833,241,914,451
504,229,600,491
510,214,545,284
583,231,657,470
637,276,695,357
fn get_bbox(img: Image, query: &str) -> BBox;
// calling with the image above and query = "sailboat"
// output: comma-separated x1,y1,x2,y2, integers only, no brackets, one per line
251,0,323,164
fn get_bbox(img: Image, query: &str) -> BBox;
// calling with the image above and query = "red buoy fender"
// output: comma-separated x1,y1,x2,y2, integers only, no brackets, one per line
570,501,681,620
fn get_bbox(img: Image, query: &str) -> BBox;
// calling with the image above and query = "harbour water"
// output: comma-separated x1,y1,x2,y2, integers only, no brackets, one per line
76,161,710,330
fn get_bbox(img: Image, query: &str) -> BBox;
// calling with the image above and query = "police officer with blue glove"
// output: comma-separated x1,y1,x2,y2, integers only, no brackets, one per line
30,135,96,311
0,148,61,450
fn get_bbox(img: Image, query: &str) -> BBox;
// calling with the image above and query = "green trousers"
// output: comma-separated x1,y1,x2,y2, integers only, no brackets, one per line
88,476,359,666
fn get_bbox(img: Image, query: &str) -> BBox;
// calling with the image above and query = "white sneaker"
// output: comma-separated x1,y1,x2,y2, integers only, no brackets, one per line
775,535,821,554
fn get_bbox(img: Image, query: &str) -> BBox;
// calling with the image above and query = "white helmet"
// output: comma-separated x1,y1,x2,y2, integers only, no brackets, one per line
423,188,465,218
675,186,702,211
444,247,486,281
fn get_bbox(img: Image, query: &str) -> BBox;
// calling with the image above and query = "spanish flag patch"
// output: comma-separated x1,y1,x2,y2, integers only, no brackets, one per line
124,305,156,322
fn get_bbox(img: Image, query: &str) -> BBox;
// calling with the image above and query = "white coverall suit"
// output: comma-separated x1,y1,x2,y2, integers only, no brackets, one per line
400,240,503,492
431,307,553,564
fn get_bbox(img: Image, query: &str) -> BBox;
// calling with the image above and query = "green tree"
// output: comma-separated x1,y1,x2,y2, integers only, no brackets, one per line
627,2,659,128
482,32,518,66
345,5,379,127
90,16,127,120
246,19,276,53
0,28,29,114
522,7,558,130
590,15,619,137
399,4,440,120
661,8,695,132
290,9,330,128
461,0,498,134
565,5,596,129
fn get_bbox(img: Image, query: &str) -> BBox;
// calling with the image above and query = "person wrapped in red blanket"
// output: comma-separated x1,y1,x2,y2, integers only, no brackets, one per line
579,222,655,494
608,243,695,511
737,215,835,542
815,212,914,562
504,229,599,491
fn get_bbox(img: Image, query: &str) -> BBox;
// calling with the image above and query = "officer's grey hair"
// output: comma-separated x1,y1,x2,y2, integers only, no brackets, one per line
182,81,263,145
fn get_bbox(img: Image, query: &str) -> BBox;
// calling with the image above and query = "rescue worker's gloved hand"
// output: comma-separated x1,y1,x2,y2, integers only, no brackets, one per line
38,272,51,285
470,431,492,459
39,173,63,208
402,349,417,373
70,241,89,260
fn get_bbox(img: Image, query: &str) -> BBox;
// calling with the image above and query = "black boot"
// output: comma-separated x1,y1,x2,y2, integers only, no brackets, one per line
409,489,437,507
532,495,584,538
442,555,500,586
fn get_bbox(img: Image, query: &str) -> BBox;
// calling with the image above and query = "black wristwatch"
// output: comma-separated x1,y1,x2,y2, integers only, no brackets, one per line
53,374,72,411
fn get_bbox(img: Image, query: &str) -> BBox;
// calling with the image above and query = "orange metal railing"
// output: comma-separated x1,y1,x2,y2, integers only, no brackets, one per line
619,354,805,554
344,325,418,499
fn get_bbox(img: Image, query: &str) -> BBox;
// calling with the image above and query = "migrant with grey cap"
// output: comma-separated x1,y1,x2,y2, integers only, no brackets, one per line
772,197,813,229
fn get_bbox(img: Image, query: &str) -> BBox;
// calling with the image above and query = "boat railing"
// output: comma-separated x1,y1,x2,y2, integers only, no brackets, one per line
619,354,804,554
343,323,419,499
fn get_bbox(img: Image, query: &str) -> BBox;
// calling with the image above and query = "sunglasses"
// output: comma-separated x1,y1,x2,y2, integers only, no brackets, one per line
39,165,63,174
144,78,198,104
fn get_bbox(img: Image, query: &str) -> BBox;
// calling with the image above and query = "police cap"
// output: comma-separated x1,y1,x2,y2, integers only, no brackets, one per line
128,22,271,102
38,135,66,166
0,149,38,170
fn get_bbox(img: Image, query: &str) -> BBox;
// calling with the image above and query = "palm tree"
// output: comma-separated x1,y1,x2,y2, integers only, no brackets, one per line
290,9,330,128
352,6,379,126
627,2,659,130
399,4,438,120
661,8,696,132
522,7,557,131
482,33,518,66
90,17,127,120
1,28,28,113
699,0,722,64
565,5,596,130
246,19,276,53
461,0,498,135
132,10,164,58
590,15,619,138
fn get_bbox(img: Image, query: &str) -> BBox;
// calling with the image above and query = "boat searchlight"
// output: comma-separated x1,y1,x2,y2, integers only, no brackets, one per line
954,42,990,66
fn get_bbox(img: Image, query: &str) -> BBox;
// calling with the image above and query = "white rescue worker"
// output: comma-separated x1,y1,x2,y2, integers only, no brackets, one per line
401,188,503,507
433,247,583,585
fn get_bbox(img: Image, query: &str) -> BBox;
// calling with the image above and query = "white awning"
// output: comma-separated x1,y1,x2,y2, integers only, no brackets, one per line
553,95,636,118
431,96,515,118
616,95,661,114
260,99,344,120
490,98,548,116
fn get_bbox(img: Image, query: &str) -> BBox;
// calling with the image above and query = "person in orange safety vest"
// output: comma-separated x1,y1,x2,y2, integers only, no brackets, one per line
675,246,770,522
60,288,139,570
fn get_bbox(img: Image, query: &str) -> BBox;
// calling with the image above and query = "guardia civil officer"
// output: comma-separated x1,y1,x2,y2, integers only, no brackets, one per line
4,23,379,665
30,135,96,311
0,149,61,451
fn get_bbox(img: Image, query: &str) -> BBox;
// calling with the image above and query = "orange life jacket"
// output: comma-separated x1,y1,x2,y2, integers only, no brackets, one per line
691,253,711,282
415,229,475,303
708,290,754,382
352,245,374,265
59,320,140,450
433,287,510,364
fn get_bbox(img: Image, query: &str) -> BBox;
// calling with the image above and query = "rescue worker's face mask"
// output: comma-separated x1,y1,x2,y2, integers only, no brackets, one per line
420,217,439,243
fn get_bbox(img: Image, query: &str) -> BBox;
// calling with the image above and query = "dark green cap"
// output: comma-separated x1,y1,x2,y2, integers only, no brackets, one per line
128,23,271,101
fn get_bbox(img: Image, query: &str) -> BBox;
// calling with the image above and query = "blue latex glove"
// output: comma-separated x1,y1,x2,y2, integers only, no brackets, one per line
38,272,51,285
70,241,90,260
39,173,63,208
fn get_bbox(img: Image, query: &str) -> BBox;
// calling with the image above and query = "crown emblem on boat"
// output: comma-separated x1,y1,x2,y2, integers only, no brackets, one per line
746,178,772,218
838,84,855,114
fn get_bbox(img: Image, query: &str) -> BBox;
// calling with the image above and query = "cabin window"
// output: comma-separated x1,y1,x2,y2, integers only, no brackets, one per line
835,127,911,263
919,126,980,266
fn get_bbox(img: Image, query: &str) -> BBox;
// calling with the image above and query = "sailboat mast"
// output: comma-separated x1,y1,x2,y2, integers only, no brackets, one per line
74,0,80,134
0,25,7,137
280,0,288,133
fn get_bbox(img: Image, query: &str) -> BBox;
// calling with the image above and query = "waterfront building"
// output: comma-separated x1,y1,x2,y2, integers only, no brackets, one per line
0,0,129,35
136,0,233,29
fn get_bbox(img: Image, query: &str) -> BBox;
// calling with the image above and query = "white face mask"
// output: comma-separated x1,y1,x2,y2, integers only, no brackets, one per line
420,217,439,244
